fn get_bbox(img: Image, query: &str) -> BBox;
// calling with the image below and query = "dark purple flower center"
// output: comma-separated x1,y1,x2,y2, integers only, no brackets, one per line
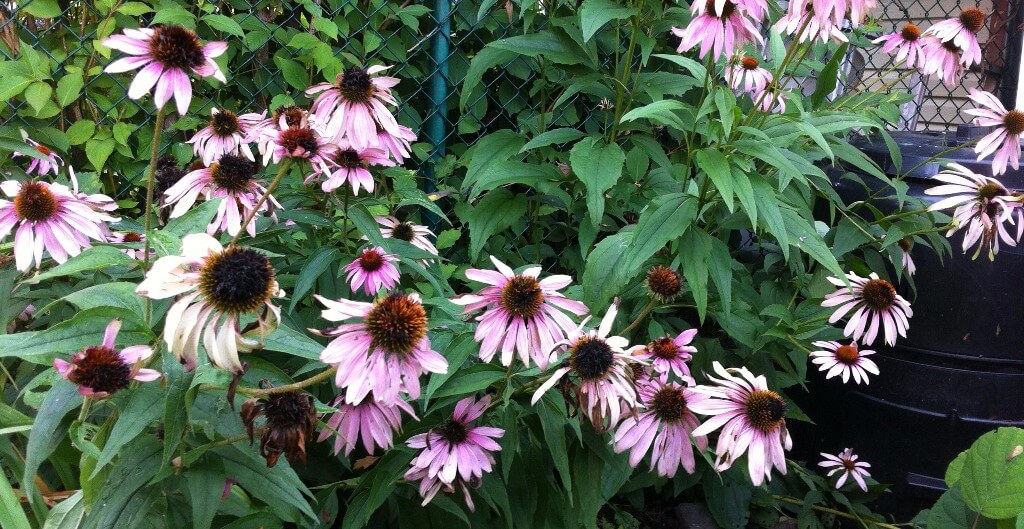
359,249,385,271
571,338,614,380
210,155,256,192
34,144,53,156
977,182,1008,200
436,418,469,444
155,156,186,196
500,275,544,318
651,387,688,422
122,232,144,243
705,0,736,17
198,247,274,313
942,40,962,53
648,337,681,360
959,8,986,33
898,237,912,252
860,279,896,311
744,389,786,433
337,66,373,103
278,127,319,156
335,149,363,169
365,294,428,355
274,106,306,128
149,25,205,71
14,181,58,222
835,344,860,364
211,110,240,136
391,222,415,242
842,458,857,470
901,24,921,41
1004,110,1024,136
70,346,132,394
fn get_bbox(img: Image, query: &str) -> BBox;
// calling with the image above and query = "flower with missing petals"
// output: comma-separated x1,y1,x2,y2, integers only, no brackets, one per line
108,231,149,260
312,141,394,194
672,0,763,60
919,37,965,87
924,8,985,67
187,107,267,165
898,238,916,275
726,56,773,95
375,215,438,258
821,272,913,346
809,340,879,384
819,449,872,491
260,112,335,176
633,329,698,380
54,319,161,397
13,138,64,176
241,388,316,467
646,266,683,301
925,163,1017,259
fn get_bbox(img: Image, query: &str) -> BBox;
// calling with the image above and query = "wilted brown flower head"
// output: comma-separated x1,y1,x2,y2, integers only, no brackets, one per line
241,387,316,468
646,265,682,301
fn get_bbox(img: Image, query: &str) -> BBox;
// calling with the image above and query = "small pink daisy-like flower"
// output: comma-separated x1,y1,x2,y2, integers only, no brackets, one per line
821,272,913,346
377,125,417,164
809,341,880,384
451,255,588,370
925,163,1017,260
0,180,118,271
54,319,161,398
375,216,438,258
312,293,448,405
108,231,149,260
260,113,335,176
774,4,848,44
919,37,964,87
633,330,698,380
102,25,226,115
964,89,1024,175
873,24,926,68
924,8,985,67
689,362,792,486
819,449,872,491
163,155,280,237
344,247,400,296
672,0,763,60
318,396,418,456
187,107,267,166
531,303,640,430
307,65,402,151
136,233,284,373
726,56,772,95
12,138,64,176
404,395,503,510
311,142,394,194
752,87,790,113
898,238,916,275
613,376,709,476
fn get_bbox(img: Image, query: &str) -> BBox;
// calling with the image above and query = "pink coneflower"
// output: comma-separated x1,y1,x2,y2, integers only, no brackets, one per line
613,376,709,476
819,449,872,491
873,24,926,68
924,8,985,67
318,396,418,456
108,231,149,260
377,125,417,164
163,155,280,237
376,215,438,257
312,142,393,194
645,266,683,301
774,4,848,44
13,138,64,176
312,293,448,405
672,0,763,61
919,37,964,87
752,87,790,113
307,65,402,151
925,163,1017,259
344,247,400,296
451,255,588,370
531,303,640,430
726,56,773,95
0,180,118,271
821,272,913,346
633,330,698,380
404,395,503,510
102,25,226,115
809,341,879,384
260,113,335,176
965,89,1024,175
689,362,792,486
54,319,161,398
187,107,266,165
898,238,916,275
135,233,284,373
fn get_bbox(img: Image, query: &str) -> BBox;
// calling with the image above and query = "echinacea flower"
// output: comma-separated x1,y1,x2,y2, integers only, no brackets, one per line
135,233,284,373
689,362,792,486
613,376,709,476
307,65,402,150
645,265,683,301
819,448,872,491
752,86,790,113
0,180,118,271
726,56,773,94
241,388,317,467
924,8,985,67
873,24,926,68
312,142,394,194
965,89,1024,175
821,272,913,346
809,340,879,384
672,0,763,61
108,231,149,260
318,396,417,456
312,293,448,405
13,138,64,176
163,155,280,237
774,4,848,44
898,238,916,275
54,319,161,398
375,215,438,258
404,395,503,510
634,330,698,380
344,247,400,296
260,112,335,176
919,37,964,87
451,255,588,370
102,25,226,115
154,155,187,198
531,303,640,429
925,163,1017,259
377,125,417,164
187,107,267,165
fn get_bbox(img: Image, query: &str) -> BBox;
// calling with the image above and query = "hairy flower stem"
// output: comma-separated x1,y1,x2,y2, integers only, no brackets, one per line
620,300,656,338
228,158,293,247
75,398,92,424
198,365,337,396
142,107,166,325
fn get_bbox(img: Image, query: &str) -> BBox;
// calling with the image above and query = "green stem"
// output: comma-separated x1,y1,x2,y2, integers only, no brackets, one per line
772,495,900,529
198,366,337,396
341,187,352,257
142,107,167,325
229,158,293,247
620,300,656,337
75,398,92,424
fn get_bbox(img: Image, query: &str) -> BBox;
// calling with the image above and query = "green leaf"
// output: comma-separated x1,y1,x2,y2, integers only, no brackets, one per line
116,2,154,16
25,82,53,115
928,486,994,529
459,47,518,110
202,14,244,36
537,393,573,500
424,334,477,406
695,148,734,212
579,0,635,42
0,307,152,364
287,32,322,49
289,247,339,312
520,128,587,153
463,130,524,190
81,437,162,528
90,385,163,479
582,231,633,309
23,381,82,524
465,189,528,260
26,246,137,284
570,137,625,226
22,0,61,17
263,322,324,361
66,120,96,145
810,43,849,109
151,5,196,27
488,30,588,65
946,450,969,487
960,427,1024,518
63,282,146,314
703,471,752,529
186,467,224,529
750,175,789,257
680,230,711,320
619,100,691,131
274,56,308,90
85,137,115,172
216,445,316,521
0,467,31,529
163,198,223,238
160,353,194,468
55,74,84,108
0,77,33,101
430,363,505,400
626,193,697,272
41,492,84,529
781,209,845,280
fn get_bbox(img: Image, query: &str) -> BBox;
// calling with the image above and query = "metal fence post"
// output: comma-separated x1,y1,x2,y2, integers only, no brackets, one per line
423,0,451,212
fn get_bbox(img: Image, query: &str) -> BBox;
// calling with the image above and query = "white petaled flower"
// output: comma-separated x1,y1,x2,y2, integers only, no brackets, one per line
375,215,438,259
821,272,913,346
925,163,1017,260
725,56,772,95
964,89,1024,175
873,24,926,68
135,233,284,373
809,341,879,384
187,107,267,165
819,449,872,491
923,8,985,68
108,231,149,260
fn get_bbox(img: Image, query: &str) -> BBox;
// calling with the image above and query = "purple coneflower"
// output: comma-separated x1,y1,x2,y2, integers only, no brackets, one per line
924,8,985,67
822,272,913,346
344,247,400,296
645,265,683,301
689,362,792,486
312,142,393,194
318,396,417,456
187,107,266,165
925,163,1017,259
0,180,118,271
531,303,640,430
377,125,417,164
452,255,588,369
873,24,926,68
260,112,335,176
613,376,708,476
809,340,879,384
405,395,503,510
102,25,226,114
13,138,64,176
726,56,772,95
312,293,448,405
54,319,161,398
633,330,698,380
819,449,872,491
376,215,438,258
163,155,280,237
241,389,316,468
898,238,917,275
307,65,402,150
965,89,1024,175
774,3,848,44
672,0,763,60
108,231,149,260
135,233,284,373
919,37,964,87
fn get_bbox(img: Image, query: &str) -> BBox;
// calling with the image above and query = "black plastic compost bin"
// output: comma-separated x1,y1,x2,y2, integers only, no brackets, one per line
794,126,1024,518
